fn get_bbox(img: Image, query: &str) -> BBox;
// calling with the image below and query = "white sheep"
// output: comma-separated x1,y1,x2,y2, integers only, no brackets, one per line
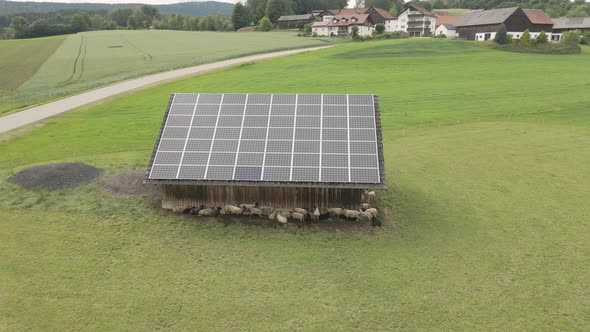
328,208,343,217
344,209,361,221
360,210,373,222
224,205,243,215
249,207,264,218
268,211,277,220
361,203,371,210
258,206,273,215
364,191,376,202
172,206,187,213
312,206,320,220
277,213,288,224
293,208,307,215
239,202,258,210
366,208,378,218
279,210,291,218
198,207,222,216
291,212,305,223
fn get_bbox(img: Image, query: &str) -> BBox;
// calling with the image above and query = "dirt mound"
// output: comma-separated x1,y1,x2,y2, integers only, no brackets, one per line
7,162,102,191
100,169,159,196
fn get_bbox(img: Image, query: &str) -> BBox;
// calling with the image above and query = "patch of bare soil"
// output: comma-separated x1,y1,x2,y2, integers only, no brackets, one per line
100,169,160,197
6,162,102,191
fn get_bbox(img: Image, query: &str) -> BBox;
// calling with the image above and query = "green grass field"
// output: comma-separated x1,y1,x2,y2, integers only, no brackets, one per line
0,30,331,115
0,35,65,96
1,39,589,330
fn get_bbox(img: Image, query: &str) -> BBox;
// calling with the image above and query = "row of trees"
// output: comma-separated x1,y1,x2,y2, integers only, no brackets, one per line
0,5,232,40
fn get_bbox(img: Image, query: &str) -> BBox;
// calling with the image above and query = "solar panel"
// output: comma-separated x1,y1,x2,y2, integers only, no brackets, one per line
148,93,382,185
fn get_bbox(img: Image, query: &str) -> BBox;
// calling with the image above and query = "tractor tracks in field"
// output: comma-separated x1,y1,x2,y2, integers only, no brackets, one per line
63,34,87,85
120,34,152,62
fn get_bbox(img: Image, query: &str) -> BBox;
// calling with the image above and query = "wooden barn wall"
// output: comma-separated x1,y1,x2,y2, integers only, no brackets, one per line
161,185,364,210
458,24,500,40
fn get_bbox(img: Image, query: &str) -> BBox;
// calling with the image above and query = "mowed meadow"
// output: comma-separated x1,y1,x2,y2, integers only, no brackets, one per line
0,30,331,115
1,39,589,330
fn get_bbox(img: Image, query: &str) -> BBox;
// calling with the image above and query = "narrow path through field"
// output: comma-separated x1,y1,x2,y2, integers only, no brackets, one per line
0,45,332,134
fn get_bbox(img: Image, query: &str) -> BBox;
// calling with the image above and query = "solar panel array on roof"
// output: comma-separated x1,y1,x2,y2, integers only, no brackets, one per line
148,93,383,185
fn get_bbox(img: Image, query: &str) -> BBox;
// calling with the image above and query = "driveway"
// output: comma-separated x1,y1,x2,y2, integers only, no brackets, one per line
0,45,331,134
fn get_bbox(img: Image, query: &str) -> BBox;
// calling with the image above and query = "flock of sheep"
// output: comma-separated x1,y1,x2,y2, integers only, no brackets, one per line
172,190,380,226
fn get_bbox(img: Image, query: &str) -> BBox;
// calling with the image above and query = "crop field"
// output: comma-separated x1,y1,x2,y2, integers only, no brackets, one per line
0,30,331,115
1,40,589,330
0,36,65,96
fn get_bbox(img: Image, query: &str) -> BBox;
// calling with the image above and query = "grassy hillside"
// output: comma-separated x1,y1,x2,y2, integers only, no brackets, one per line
0,35,64,96
1,39,589,330
0,30,331,115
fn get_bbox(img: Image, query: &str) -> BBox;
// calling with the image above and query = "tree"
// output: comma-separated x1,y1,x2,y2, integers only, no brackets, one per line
536,31,548,44
1,27,16,39
265,0,292,22
232,3,250,30
375,23,385,34
71,13,89,32
258,16,272,31
566,5,589,17
10,16,28,37
0,15,10,28
90,15,104,30
102,20,117,30
494,23,510,45
304,22,312,35
351,25,359,38
520,29,531,47
28,19,49,37
109,8,133,27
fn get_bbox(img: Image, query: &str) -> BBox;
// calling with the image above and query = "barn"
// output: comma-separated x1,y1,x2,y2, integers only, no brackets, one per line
276,14,315,29
455,7,553,41
145,93,385,211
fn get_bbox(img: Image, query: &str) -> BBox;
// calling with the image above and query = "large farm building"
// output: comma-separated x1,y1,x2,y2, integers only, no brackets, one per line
146,93,385,210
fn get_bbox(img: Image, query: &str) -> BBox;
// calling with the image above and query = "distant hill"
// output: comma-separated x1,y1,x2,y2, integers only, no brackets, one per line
0,0,234,17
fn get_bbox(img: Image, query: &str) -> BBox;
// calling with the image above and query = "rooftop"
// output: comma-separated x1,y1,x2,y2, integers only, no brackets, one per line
277,14,314,22
552,16,590,29
146,93,385,189
455,7,519,27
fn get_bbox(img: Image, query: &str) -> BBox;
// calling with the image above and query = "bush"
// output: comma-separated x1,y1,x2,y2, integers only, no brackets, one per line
296,20,305,31
375,23,385,34
536,31,548,44
561,30,581,45
304,23,312,36
490,42,581,55
351,25,359,38
494,23,510,45
258,16,272,32
580,32,590,45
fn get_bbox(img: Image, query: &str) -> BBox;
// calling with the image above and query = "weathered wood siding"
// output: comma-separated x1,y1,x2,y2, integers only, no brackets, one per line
162,184,364,210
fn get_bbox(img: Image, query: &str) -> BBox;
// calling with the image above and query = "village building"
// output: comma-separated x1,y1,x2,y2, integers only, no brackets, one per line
435,23,457,38
455,7,553,41
312,14,375,36
328,7,395,25
434,14,461,38
146,93,385,211
551,17,590,41
385,4,436,37
276,14,316,29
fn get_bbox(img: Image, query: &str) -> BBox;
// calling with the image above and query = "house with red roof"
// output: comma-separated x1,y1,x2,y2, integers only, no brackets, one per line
312,13,375,36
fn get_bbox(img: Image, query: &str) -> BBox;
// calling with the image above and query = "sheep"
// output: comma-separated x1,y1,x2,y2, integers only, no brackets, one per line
361,203,371,210
172,206,187,213
293,208,307,215
279,210,291,218
365,208,378,218
276,213,288,224
268,211,277,220
258,206,273,215
198,207,222,216
291,212,305,223
328,208,343,217
249,207,264,218
364,190,376,202
312,206,320,220
360,211,373,222
239,202,258,210
344,209,361,221
224,205,243,215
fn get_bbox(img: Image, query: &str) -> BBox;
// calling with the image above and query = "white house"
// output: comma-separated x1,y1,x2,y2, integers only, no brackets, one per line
312,14,375,36
385,4,435,36
434,23,457,38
